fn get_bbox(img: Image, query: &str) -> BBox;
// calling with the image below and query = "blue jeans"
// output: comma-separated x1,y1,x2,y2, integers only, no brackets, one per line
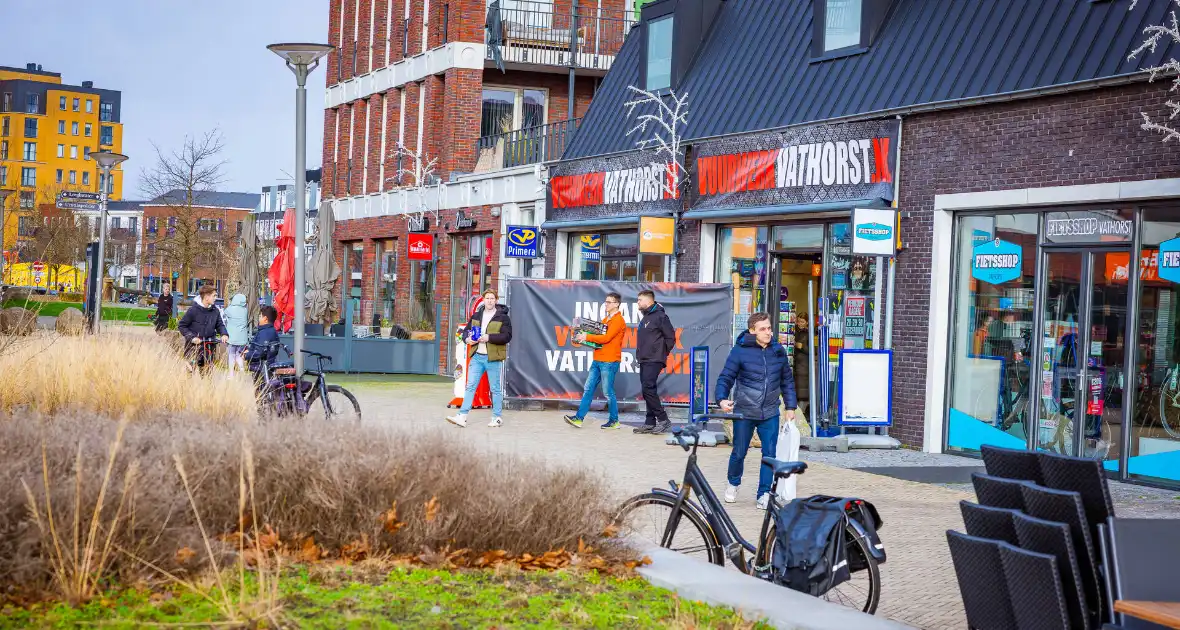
727,415,780,497
575,360,620,421
460,353,503,417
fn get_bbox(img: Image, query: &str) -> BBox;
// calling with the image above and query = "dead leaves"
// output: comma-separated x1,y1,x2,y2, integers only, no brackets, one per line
423,497,440,523
174,547,196,565
381,502,405,535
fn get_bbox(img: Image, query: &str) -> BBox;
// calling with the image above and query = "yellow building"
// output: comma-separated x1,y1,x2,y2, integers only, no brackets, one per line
0,62,125,266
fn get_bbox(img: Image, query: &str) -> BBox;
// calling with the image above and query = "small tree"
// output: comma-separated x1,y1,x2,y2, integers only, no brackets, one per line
1129,0,1180,141
139,130,234,293
391,142,441,229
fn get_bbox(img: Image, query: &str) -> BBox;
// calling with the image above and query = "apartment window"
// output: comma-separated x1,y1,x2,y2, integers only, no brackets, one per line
99,173,113,194
128,217,137,234
199,218,217,231
59,96,67,110
20,167,35,187
57,144,64,158
148,217,158,233
26,93,39,114
82,171,89,186
18,216,34,237
71,122,78,136
168,216,176,235
55,169,62,184
0,166,6,185
58,120,65,134
22,142,35,161
70,146,77,159
2,93,11,112
19,190,34,209
236,221,243,235
100,125,113,146
69,170,76,184
1,116,8,137
0,140,7,159
479,88,546,138
99,102,112,122
85,99,93,113
645,16,673,90
83,146,90,160
84,123,92,137
24,119,37,138
110,217,121,230
72,98,79,112
822,0,862,51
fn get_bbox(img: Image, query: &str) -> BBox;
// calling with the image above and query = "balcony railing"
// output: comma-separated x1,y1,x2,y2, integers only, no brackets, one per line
485,2,635,71
476,118,580,171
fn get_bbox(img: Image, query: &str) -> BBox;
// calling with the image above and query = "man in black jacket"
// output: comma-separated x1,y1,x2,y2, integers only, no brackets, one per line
178,285,228,368
634,289,677,434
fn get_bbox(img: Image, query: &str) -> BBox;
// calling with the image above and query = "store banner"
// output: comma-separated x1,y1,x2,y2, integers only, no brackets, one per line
547,152,683,220
505,226,540,259
851,207,897,256
407,233,435,261
971,239,1022,285
1159,237,1180,283
639,216,675,254
504,279,733,403
689,118,901,211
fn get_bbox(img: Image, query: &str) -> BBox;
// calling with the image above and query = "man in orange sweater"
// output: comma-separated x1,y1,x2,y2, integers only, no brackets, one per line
565,292,627,429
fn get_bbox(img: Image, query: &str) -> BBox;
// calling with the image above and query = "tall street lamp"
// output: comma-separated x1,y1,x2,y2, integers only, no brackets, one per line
0,188,11,285
90,150,128,335
268,42,332,377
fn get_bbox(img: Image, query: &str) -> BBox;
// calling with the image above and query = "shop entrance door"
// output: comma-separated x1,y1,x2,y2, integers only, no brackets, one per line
1036,249,1129,467
769,253,823,419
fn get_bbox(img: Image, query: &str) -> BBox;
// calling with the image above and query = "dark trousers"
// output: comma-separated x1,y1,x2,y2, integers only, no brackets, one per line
640,362,668,425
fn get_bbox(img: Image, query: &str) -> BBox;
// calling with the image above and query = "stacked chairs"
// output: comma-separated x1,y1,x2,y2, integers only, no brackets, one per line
947,445,1121,629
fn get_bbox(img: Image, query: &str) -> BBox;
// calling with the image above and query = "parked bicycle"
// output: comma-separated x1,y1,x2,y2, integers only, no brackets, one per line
614,418,884,613
256,342,361,423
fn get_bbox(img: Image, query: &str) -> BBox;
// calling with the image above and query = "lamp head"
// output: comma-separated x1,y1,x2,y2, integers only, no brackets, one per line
91,151,128,169
267,43,334,67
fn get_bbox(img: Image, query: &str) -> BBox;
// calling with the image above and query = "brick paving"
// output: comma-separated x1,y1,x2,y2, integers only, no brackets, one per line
349,378,1180,630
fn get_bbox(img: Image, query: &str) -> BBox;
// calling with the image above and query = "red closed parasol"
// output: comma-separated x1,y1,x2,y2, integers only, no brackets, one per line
267,209,296,333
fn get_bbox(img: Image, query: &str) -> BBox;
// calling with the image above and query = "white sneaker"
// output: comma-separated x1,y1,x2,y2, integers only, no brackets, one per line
756,494,770,510
446,414,468,428
724,484,738,503
488,417,503,427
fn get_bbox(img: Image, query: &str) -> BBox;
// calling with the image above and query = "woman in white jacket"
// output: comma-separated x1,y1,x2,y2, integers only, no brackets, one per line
223,293,250,376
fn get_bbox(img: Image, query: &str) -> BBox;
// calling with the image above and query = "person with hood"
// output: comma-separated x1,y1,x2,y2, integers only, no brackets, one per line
446,289,512,428
223,292,250,376
715,312,797,510
177,285,228,369
633,289,677,434
564,291,627,429
244,305,281,383
154,282,174,332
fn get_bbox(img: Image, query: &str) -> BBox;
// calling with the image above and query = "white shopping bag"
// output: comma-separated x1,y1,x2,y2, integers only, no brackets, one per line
775,415,802,503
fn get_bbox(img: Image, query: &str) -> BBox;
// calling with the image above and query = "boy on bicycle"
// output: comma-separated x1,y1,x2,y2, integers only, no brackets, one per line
715,312,797,510
244,305,280,372
178,285,228,370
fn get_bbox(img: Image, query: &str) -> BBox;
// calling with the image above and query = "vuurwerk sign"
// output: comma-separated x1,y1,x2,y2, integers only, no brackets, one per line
689,119,901,210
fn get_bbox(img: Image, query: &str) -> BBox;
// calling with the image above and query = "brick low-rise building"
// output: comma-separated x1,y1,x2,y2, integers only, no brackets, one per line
139,190,259,296
320,0,632,371
549,0,1180,487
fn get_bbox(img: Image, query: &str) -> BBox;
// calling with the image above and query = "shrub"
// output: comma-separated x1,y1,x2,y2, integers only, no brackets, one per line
60,292,84,303
0,333,256,421
0,413,618,593
168,316,179,331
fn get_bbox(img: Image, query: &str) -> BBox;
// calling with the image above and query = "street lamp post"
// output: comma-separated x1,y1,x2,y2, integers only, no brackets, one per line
268,42,332,377
0,188,11,285
90,151,128,335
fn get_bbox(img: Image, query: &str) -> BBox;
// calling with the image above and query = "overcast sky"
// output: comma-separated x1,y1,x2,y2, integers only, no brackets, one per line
1,0,328,198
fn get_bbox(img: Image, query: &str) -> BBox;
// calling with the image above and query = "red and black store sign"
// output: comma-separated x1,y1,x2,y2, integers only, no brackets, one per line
690,118,900,210
547,150,684,218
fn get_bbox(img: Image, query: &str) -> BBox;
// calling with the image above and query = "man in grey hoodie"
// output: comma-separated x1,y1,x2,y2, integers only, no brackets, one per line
223,293,251,376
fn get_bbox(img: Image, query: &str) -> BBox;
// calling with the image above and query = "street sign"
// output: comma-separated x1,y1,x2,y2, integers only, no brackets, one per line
60,191,101,202
108,265,121,279
56,200,98,211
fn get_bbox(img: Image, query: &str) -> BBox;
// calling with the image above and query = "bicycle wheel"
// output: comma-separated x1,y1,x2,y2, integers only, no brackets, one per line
614,493,723,565
306,384,362,424
1158,369,1180,439
760,521,881,614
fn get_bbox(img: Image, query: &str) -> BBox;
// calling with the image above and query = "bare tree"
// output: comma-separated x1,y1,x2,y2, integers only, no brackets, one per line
1129,0,1180,141
391,142,440,228
139,130,233,293
24,184,90,291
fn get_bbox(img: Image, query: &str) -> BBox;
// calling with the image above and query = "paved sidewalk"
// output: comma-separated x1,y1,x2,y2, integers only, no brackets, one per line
350,380,1180,630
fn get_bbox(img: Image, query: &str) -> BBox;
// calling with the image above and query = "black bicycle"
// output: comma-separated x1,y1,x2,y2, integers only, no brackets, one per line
256,343,361,423
187,337,223,376
614,419,883,613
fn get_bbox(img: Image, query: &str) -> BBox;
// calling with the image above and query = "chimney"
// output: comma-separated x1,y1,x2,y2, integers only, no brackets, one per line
81,81,93,88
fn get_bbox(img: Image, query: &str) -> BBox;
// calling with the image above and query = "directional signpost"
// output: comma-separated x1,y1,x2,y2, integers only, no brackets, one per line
56,191,101,211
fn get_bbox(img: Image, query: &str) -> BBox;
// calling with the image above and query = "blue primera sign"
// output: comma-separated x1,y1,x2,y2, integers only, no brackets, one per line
971,239,1022,285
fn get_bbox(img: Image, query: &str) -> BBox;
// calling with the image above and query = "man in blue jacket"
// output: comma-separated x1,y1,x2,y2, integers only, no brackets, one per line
715,312,797,510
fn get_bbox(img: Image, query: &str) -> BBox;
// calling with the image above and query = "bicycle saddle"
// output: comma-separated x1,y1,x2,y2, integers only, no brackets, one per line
761,457,807,479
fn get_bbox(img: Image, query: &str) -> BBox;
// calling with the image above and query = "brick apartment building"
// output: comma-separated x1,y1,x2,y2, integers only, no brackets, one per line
320,0,634,369
549,0,1180,487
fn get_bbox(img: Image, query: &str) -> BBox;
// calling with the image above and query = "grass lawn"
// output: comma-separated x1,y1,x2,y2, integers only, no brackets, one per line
0,567,767,629
1,300,155,322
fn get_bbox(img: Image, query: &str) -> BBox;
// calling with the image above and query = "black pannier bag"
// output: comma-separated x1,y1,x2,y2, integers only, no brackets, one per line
772,499,851,596
805,494,888,570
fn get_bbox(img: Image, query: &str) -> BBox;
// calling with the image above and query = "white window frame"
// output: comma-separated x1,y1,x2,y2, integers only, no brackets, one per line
70,146,77,159
57,144,64,158
71,121,78,136
480,85,550,135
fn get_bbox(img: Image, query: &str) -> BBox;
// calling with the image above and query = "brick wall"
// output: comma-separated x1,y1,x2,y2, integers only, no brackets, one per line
350,100,367,194
442,68,482,177
372,0,388,69
892,81,1180,448
327,0,342,85
340,0,356,83
322,108,338,197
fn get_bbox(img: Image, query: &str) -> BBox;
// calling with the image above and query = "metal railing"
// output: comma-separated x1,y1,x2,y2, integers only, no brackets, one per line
476,117,580,171
485,2,635,70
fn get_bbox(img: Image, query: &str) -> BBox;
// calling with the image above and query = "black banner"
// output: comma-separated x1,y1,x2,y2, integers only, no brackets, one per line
504,279,734,404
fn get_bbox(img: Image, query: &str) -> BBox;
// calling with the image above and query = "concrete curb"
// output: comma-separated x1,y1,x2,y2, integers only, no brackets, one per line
635,544,916,630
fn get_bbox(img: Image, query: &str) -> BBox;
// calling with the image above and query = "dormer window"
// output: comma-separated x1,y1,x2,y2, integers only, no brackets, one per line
823,0,862,51
645,16,674,91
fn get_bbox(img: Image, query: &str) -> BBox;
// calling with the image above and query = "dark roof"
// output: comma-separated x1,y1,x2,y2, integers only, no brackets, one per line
148,190,261,209
106,200,146,211
0,64,61,78
565,0,1180,160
